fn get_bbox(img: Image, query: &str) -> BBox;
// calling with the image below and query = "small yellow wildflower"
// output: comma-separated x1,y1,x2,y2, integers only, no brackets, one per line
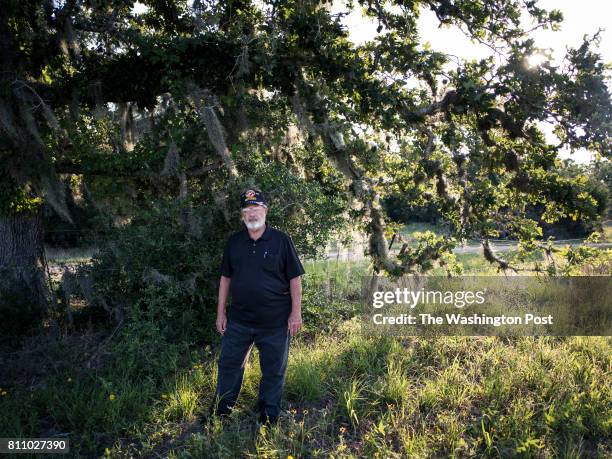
287,456,294,459
288,431,295,438
339,426,346,434
303,409,308,415
1,391,7,396
290,409,297,414
109,393,116,401
161,394,168,399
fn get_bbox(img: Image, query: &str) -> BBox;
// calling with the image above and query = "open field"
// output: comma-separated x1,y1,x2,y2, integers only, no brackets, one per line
319,223,612,263
6,224,610,457
2,244,611,457
1,318,609,457
5,0,611,455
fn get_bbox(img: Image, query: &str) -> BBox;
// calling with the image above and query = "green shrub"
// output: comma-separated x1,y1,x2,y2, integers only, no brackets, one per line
76,160,349,352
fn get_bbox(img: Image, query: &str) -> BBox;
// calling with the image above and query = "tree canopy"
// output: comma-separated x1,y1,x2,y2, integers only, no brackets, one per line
2,0,611,280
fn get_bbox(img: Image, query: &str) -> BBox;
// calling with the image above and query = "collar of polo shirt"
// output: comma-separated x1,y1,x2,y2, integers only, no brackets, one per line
243,223,270,241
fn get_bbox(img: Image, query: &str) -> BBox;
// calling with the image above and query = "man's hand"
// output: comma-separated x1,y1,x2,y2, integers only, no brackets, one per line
216,276,231,335
216,311,227,336
288,311,302,336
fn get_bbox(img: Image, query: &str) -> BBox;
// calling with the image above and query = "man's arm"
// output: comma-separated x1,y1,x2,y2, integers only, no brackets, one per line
216,275,231,335
288,276,302,336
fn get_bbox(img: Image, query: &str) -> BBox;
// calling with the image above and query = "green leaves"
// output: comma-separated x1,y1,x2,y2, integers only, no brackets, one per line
0,168,43,216
3,0,610,278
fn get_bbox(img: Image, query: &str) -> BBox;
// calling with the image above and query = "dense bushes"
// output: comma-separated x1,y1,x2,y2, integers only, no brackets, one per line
74,159,349,355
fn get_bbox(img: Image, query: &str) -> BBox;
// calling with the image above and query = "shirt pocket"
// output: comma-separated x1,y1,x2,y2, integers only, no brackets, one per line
262,253,279,272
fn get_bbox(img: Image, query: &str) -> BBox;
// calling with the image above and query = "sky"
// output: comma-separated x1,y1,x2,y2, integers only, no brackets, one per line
132,0,610,163
335,0,611,61
332,0,612,163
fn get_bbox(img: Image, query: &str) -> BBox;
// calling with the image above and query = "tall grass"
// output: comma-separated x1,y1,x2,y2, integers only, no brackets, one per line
1,320,609,457
1,246,610,457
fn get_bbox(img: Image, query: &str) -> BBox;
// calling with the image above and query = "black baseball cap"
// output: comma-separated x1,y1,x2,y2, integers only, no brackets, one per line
240,189,268,208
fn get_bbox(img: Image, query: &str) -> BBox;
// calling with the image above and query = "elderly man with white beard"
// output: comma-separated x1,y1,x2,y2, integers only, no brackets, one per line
209,189,305,426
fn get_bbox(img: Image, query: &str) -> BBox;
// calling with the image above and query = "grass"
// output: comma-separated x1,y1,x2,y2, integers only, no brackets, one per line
44,245,99,264
2,319,609,457
603,221,612,243
1,242,610,457
194,332,609,458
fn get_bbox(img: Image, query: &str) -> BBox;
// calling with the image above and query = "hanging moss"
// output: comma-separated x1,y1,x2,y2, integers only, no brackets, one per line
0,169,43,217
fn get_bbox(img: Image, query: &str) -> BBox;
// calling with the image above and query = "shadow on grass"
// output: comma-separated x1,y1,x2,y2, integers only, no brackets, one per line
2,322,609,458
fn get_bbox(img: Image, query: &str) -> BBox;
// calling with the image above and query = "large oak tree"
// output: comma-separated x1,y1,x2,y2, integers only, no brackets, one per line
1,0,610,321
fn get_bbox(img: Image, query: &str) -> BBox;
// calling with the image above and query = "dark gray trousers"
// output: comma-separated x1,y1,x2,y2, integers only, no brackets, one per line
212,319,291,419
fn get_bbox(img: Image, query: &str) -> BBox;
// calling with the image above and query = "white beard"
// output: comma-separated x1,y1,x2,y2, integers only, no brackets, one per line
243,217,265,231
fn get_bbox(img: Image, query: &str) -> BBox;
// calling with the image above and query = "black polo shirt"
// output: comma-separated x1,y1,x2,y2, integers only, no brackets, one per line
220,224,305,328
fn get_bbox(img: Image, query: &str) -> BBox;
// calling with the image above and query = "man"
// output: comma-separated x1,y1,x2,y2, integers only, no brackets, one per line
210,188,305,425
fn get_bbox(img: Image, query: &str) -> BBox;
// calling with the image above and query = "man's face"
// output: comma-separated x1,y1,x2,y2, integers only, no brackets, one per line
241,205,267,230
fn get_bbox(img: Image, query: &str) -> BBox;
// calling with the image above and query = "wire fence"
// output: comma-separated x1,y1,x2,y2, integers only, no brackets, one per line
3,229,610,307
1,228,608,273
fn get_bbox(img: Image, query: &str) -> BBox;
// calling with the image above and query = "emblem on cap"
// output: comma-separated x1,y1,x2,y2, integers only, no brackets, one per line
240,189,268,208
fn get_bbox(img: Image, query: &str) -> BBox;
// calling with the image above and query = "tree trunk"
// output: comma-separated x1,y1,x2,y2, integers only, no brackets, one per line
0,207,50,340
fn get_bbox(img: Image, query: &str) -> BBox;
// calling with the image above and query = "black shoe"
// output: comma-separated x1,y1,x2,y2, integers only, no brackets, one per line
208,404,232,419
258,413,278,426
